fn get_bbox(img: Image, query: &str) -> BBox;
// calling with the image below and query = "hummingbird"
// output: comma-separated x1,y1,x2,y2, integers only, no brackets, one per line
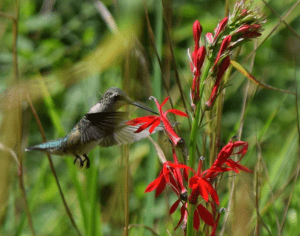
26,87,160,168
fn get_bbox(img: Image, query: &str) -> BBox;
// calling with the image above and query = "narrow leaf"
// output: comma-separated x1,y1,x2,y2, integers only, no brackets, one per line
231,60,295,95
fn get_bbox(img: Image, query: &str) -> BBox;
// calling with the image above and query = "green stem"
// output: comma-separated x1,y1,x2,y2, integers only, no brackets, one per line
186,59,213,236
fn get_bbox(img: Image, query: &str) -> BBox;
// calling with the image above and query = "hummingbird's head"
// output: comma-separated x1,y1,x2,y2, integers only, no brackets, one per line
107,87,159,114
88,87,158,114
102,87,133,110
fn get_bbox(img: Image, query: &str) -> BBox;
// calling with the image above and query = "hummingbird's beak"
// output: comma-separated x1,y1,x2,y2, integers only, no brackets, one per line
132,102,159,115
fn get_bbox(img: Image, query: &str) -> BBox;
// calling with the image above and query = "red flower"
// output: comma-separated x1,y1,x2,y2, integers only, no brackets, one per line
193,20,202,51
171,202,188,230
190,20,206,104
204,139,251,181
191,46,206,103
210,209,222,236
240,9,248,17
188,159,219,205
206,32,214,45
214,17,228,40
126,96,188,146
170,201,214,231
213,35,232,69
193,204,214,230
235,24,262,38
145,161,183,197
145,156,191,198
206,55,231,108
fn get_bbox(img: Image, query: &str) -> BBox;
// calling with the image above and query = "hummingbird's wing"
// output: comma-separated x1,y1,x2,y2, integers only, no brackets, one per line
79,111,127,144
81,111,163,147
98,121,164,147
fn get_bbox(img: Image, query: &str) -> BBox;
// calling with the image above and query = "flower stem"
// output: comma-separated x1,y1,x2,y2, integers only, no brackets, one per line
187,58,213,236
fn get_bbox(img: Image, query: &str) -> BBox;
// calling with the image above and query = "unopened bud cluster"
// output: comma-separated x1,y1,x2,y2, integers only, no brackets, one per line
189,0,266,108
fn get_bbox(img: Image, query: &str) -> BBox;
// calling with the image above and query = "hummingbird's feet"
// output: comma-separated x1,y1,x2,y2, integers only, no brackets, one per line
83,154,90,169
74,155,84,168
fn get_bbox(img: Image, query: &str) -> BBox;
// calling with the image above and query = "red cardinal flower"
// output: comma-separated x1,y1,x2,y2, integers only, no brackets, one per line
193,203,214,230
171,202,188,230
205,17,228,47
145,161,191,197
170,200,214,231
213,35,232,69
189,20,206,104
204,139,251,181
126,96,188,146
191,46,206,103
145,147,191,198
206,32,214,45
188,158,219,205
210,208,225,236
193,20,202,51
206,55,231,108
214,17,228,41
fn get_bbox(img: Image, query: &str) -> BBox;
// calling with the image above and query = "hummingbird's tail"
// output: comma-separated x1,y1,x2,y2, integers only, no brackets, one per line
25,144,47,151
25,138,67,155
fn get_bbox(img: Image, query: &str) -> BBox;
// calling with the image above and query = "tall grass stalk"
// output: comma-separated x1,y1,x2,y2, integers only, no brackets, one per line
145,1,163,235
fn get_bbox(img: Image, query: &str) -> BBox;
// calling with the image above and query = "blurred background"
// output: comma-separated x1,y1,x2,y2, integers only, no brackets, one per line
0,0,299,235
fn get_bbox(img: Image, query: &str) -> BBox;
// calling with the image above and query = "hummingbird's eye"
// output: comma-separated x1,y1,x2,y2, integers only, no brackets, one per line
114,94,121,100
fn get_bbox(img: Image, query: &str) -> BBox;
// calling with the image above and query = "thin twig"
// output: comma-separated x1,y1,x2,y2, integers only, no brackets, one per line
161,0,190,119
261,0,300,41
0,142,20,167
142,0,174,108
240,0,300,68
123,49,130,236
94,0,118,33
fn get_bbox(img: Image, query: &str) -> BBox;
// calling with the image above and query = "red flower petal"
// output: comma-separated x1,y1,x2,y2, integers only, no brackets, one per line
188,187,200,205
166,109,189,117
193,206,201,230
161,96,170,108
213,35,232,68
145,172,163,193
169,199,181,215
197,178,209,202
155,176,167,197
216,56,230,80
206,32,214,44
162,163,172,183
189,176,199,189
148,118,161,133
193,20,202,50
202,179,219,205
161,118,182,146
167,163,193,171
134,118,158,133
183,167,189,181
226,159,252,173
126,116,157,126
214,17,228,39
196,46,206,74
210,211,221,236
196,204,214,226
174,204,187,230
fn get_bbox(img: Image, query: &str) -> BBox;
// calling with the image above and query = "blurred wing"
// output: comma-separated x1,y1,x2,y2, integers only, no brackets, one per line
79,112,126,144
99,121,164,147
